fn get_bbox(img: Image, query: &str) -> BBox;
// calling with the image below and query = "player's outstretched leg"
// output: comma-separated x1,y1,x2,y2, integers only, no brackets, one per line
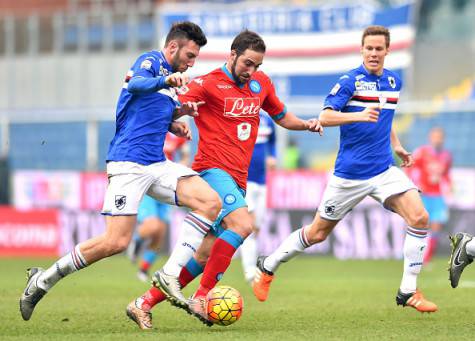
126,301,153,330
19,268,47,321
396,289,437,312
252,256,275,302
449,232,474,288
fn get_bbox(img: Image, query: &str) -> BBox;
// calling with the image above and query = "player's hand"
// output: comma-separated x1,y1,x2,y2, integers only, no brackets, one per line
178,101,205,117
360,106,380,123
394,145,413,167
306,118,323,136
165,72,190,87
169,121,192,140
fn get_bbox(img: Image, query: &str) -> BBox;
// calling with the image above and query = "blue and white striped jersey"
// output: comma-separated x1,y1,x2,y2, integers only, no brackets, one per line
323,64,402,180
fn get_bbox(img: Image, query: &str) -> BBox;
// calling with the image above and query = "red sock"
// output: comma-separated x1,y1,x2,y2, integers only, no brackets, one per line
138,266,196,311
195,238,238,297
140,260,151,272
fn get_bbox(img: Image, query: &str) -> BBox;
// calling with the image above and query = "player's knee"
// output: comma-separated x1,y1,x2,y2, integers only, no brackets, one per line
407,210,429,228
103,237,130,256
231,223,253,239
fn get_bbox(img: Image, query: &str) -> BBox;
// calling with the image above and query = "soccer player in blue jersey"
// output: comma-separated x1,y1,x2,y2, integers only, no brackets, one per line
241,111,277,283
19,22,222,325
253,25,438,313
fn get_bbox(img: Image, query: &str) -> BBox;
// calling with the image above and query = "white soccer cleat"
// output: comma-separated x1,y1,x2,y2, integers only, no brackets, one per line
20,267,47,321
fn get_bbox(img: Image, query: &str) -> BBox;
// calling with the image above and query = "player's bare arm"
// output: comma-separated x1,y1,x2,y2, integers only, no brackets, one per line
391,126,413,167
275,111,323,135
319,107,379,126
169,121,192,140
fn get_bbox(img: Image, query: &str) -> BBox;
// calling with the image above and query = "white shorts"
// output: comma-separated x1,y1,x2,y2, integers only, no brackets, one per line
102,160,197,216
318,166,417,221
246,181,267,227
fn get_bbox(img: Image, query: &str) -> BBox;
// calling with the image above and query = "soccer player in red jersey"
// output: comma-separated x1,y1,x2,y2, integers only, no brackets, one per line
127,30,322,328
409,127,452,263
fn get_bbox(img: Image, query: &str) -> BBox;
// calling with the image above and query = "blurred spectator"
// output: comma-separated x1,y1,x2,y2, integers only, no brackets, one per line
282,138,302,170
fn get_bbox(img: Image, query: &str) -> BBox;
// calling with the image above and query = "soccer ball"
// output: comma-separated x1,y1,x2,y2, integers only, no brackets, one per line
206,285,243,326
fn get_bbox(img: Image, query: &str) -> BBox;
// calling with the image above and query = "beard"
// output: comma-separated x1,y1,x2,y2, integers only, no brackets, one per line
171,47,184,72
231,58,249,85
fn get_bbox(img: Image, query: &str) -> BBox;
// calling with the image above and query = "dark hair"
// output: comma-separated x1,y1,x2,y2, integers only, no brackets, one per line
230,29,266,57
165,21,207,47
361,25,390,48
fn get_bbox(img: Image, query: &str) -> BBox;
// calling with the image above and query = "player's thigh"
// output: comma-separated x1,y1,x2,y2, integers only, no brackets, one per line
318,175,371,220
104,214,137,245
175,175,221,210
102,162,153,215
200,168,248,231
385,188,427,225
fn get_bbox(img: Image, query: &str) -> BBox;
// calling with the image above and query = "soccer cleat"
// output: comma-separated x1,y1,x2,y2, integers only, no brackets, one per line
136,270,149,283
126,301,153,330
152,269,187,309
187,295,213,327
396,289,438,313
19,267,47,321
252,256,274,302
449,233,474,288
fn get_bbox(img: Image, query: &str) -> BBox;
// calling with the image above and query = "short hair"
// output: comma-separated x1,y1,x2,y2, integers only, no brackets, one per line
361,25,390,48
165,21,207,47
230,29,266,57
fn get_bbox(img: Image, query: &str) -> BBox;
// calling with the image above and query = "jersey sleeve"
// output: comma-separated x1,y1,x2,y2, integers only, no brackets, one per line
323,74,355,111
128,53,168,93
177,77,207,103
261,76,286,120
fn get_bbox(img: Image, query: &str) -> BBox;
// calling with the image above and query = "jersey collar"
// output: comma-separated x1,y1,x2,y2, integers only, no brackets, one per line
358,63,384,79
221,64,245,89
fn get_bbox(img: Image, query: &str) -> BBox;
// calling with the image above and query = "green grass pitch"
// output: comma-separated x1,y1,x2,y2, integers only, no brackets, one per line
1,256,474,340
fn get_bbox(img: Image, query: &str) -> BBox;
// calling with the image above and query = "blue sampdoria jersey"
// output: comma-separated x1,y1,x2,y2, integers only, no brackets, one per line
248,112,276,184
107,50,177,165
323,64,402,180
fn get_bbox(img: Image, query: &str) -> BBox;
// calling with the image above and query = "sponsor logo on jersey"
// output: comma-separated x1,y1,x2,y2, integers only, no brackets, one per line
159,65,169,76
388,76,396,88
355,80,377,91
115,195,126,210
140,59,152,70
237,122,252,141
224,97,261,117
217,84,233,89
249,80,261,93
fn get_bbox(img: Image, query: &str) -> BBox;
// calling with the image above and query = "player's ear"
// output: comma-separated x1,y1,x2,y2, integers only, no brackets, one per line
168,40,179,54
230,49,237,61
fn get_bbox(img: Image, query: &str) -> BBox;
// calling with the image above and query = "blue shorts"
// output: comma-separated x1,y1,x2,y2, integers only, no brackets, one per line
199,168,247,236
421,195,449,224
137,194,171,224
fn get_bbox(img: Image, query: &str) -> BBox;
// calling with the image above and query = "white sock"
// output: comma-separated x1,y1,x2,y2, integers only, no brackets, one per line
400,226,428,294
162,212,212,276
264,226,311,273
466,239,475,257
37,244,88,291
241,232,258,282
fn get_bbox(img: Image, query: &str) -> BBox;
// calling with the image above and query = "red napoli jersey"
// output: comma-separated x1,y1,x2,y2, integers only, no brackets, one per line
163,133,187,161
178,66,286,190
409,145,452,195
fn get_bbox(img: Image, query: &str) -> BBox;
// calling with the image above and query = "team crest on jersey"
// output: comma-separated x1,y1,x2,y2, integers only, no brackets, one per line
140,59,152,70
224,194,237,205
115,195,126,210
224,97,261,117
355,80,377,91
237,122,252,141
323,200,338,217
388,76,396,88
249,80,261,94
